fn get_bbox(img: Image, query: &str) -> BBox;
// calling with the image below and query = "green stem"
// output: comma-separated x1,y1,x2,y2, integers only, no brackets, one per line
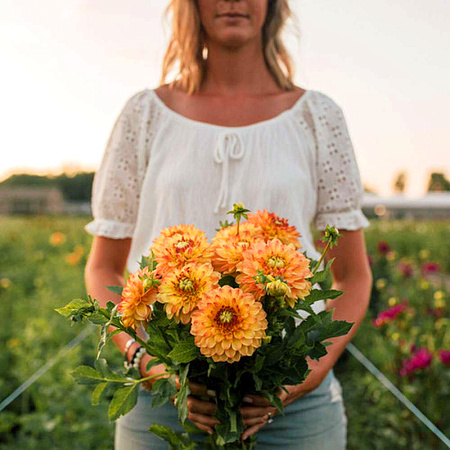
312,240,331,275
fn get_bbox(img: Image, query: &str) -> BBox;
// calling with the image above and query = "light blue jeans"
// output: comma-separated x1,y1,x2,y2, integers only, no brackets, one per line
115,369,347,449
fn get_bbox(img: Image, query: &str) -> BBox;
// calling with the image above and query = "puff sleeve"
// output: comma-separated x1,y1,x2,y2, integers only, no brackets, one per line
310,94,370,231
85,91,151,239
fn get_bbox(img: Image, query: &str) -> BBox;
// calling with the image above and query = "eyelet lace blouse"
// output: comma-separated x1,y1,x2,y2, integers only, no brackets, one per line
86,88,370,278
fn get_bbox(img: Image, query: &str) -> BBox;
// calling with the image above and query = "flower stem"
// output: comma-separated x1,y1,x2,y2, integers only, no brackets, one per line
312,240,331,275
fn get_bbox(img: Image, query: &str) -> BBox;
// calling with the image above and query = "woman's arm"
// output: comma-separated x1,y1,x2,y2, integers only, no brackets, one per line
240,228,373,440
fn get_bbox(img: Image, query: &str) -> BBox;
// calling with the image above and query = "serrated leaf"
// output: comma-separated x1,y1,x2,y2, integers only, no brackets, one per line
108,385,139,421
309,258,335,285
168,340,199,364
148,424,182,447
92,382,108,405
302,288,342,305
95,358,127,381
71,366,104,385
150,378,177,409
320,320,354,341
55,298,92,317
106,285,123,296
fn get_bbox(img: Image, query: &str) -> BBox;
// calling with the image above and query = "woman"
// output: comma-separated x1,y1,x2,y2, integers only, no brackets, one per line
85,0,373,448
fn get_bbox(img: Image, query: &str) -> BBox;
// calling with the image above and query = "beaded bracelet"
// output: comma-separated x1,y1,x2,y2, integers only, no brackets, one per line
124,345,146,371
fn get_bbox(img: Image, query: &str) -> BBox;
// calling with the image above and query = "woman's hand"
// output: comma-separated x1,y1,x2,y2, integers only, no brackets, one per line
139,354,219,435
240,368,328,441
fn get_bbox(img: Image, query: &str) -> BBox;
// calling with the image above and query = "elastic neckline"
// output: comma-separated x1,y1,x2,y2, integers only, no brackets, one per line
147,88,312,131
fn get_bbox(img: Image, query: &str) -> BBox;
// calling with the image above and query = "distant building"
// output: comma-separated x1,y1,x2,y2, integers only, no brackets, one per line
0,187,64,215
362,192,450,219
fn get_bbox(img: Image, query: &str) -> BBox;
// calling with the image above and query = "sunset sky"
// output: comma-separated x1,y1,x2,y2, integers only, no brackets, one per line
1,0,449,196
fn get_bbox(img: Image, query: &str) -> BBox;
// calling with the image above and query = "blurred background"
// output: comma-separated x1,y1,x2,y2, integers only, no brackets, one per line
0,1,449,449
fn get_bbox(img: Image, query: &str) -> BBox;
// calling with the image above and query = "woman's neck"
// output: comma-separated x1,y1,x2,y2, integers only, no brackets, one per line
201,38,280,96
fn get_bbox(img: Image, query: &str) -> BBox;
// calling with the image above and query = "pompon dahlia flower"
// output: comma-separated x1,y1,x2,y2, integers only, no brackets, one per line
157,262,220,324
118,267,159,329
190,286,268,363
246,210,302,249
151,225,213,277
211,223,263,275
236,238,312,308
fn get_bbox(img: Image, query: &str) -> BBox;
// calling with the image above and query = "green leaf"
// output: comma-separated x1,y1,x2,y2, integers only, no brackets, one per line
150,377,177,409
168,340,199,364
71,366,104,385
303,288,342,305
108,385,139,421
263,391,284,414
218,275,238,288
309,258,335,284
88,311,109,325
320,320,354,341
148,424,182,447
175,365,191,423
106,285,123,296
95,359,127,382
92,382,108,405
55,298,92,317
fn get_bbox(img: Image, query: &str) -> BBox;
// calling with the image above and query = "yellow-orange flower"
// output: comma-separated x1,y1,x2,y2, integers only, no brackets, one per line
236,238,312,307
118,267,159,329
157,263,220,324
246,210,301,249
49,232,66,247
211,223,263,275
151,225,213,277
190,286,267,363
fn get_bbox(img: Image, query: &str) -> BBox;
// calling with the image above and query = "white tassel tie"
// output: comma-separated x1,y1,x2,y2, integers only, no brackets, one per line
213,131,245,214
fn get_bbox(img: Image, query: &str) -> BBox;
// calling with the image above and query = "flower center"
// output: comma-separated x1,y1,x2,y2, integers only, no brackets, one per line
175,240,190,250
215,307,238,330
267,256,286,269
179,278,194,292
237,240,250,248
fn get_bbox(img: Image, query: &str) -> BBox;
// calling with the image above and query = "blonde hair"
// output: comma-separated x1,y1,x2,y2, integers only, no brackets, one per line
161,0,298,94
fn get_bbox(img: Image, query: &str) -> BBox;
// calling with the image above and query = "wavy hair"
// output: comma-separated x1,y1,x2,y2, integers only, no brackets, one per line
160,0,299,94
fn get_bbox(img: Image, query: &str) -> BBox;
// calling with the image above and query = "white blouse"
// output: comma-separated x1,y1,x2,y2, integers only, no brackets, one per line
86,88,370,278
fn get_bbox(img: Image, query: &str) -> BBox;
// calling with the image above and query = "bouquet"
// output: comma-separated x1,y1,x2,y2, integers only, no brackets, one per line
57,204,352,449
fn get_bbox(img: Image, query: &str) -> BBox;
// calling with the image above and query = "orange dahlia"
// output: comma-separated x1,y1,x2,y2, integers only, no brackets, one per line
118,267,159,329
190,286,267,363
236,238,312,307
157,262,220,324
246,210,302,249
211,223,263,275
150,225,213,277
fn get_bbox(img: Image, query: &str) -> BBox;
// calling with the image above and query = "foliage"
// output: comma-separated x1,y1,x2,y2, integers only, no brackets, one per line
1,216,449,448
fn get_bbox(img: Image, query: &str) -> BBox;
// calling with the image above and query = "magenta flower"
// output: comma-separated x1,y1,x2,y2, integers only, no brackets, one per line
398,261,413,278
400,348,433,377
421,262,441,277
377,241,390,255
373,301,408,328
438,350,450,366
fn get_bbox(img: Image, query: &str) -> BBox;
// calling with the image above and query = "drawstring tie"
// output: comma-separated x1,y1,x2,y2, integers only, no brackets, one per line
213,131,244,214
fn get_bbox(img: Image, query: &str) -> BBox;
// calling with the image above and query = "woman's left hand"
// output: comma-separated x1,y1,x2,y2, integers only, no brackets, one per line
240,368,328,441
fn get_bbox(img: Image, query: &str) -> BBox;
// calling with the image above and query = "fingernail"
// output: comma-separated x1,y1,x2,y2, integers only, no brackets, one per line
207,389,216,398
243,396,253,403
208,429,213,435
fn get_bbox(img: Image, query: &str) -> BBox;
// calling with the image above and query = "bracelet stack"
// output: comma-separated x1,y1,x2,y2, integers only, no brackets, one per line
124,345,146,371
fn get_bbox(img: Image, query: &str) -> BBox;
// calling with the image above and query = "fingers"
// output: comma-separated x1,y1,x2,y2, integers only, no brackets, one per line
187,396,217,416
240,405,275,420
188,381,216,399
242,421,267,441
242,394,271,406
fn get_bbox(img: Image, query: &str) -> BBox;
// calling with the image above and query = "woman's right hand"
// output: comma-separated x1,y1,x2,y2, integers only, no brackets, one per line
140,355,219,435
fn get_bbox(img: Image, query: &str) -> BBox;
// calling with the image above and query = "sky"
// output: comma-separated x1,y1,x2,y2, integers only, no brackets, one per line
1,0,449,197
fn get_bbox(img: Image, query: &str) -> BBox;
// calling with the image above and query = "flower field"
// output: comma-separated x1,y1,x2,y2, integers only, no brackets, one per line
0,216,449,449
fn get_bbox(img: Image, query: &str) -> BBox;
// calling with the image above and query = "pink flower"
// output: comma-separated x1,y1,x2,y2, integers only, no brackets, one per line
400,348,433,377
373,301,408,328
377,241,390,255
438,350,450,366
398,262,413,278
421,262,441,277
